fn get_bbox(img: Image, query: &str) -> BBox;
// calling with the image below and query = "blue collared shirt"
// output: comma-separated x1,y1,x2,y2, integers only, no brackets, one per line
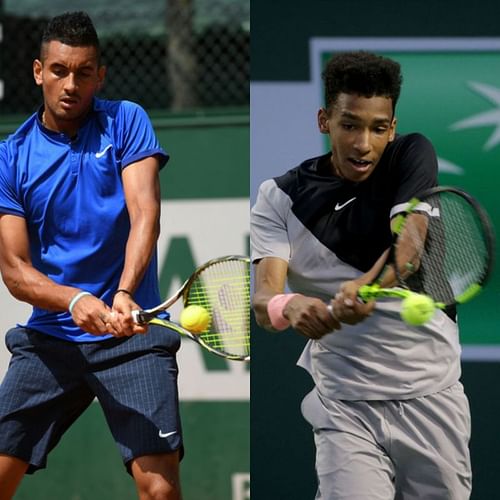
0,98,168,341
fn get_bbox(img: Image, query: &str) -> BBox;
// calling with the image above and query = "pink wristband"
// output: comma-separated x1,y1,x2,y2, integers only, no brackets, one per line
267,293,299,330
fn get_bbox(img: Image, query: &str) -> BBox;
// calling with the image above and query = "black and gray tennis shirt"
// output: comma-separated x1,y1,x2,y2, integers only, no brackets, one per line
251,133,461,400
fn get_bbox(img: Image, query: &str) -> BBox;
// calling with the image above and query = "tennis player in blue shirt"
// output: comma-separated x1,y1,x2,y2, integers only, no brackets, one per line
0,12,182,499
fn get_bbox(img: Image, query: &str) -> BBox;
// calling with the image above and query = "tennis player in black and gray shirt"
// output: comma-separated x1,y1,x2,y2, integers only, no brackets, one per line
251,51,471,499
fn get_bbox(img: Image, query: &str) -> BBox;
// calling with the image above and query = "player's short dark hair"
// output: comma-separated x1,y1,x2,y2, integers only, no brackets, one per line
40,11,101,62
322,51,402,113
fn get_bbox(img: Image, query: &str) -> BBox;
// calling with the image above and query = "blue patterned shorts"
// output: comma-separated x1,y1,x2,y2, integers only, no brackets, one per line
0,325,182,473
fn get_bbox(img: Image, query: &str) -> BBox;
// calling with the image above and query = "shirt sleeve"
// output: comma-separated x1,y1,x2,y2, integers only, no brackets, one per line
390,133,439,217
250,179,292,263
0,142,24,217
117,101,169,170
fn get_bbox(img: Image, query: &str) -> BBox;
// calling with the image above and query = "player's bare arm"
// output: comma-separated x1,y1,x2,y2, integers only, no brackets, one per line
253,256,340,339
252,256,288,329
0,214,112,335
333,214,428,324
110,155,161,336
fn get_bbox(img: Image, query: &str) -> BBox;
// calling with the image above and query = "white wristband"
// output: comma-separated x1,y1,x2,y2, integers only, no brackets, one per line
68,291,92,314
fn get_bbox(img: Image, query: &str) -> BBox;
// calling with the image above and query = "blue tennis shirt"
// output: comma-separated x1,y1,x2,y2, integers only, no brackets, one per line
0,98,168,342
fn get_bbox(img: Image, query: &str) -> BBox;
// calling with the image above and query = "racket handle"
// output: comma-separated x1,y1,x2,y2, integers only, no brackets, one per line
131,309,150,324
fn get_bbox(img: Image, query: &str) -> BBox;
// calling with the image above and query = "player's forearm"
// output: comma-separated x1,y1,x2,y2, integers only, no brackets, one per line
252,288,279,330
358,191,426,292
252,257,289,330
118,208,160,294
364,213,428,289
1,260,80,311
356,248,393,288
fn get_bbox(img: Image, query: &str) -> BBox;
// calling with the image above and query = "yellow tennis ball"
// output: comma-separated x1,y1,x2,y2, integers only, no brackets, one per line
401,293,436,326
180,305,210,333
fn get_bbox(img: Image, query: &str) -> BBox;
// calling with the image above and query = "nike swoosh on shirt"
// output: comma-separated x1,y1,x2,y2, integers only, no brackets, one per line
95,144,113,158
159,430,177,439
334,197,356,211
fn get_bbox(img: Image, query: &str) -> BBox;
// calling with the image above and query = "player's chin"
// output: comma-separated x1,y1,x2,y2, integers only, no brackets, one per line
346,163,376,182
57,109,83,121
56,103,86,120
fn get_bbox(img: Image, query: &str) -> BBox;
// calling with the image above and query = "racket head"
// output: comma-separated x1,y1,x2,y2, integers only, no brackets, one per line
390,186,494,306
180,255,250,361
149,318,250,361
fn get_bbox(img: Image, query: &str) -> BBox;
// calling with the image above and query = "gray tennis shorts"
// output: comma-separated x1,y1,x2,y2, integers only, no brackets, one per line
0,325,182,474
301,384,472,500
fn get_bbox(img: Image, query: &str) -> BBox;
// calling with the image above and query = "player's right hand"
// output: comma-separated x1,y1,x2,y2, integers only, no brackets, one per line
110,292,148,337
283,295,341,339
332,280,375,325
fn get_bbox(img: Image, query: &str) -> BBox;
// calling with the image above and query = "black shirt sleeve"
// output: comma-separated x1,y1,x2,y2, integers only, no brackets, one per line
389,133,438,207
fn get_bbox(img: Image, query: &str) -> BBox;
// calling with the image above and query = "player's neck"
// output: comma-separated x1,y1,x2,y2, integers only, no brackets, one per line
330,156,345,179
41,110,85,141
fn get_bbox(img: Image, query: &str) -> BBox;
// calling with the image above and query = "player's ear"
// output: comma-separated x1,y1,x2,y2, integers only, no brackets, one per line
388,117,397,142
33,59,43,87
96,65,106,91
318,108,330,134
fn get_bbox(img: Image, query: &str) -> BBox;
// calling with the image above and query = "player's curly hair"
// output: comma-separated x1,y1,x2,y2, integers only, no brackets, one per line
322,51,402,113
41,11,100,62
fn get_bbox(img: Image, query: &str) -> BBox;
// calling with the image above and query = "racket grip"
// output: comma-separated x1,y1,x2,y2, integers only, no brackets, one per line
131,309,150,324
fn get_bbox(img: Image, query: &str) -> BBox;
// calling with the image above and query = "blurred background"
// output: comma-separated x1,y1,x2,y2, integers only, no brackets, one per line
251,1,500,499
0,1,249,499
0,0,249,113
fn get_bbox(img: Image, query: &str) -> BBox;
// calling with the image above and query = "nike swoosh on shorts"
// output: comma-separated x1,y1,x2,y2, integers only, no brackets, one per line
158,430,177,438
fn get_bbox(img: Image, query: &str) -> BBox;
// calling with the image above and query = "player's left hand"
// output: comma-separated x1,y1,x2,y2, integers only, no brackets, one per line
109,292,148,336
331,280,375,325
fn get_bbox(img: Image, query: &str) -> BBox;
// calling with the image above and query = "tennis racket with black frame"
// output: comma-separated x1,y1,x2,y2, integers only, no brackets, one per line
132,255,250,361
357,186,494,315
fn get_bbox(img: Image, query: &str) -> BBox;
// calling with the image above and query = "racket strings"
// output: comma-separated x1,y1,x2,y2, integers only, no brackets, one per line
185,259,250,356
400,192,490,304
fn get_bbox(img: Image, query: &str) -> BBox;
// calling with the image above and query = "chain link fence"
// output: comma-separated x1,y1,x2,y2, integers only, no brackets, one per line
0,0,249,114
